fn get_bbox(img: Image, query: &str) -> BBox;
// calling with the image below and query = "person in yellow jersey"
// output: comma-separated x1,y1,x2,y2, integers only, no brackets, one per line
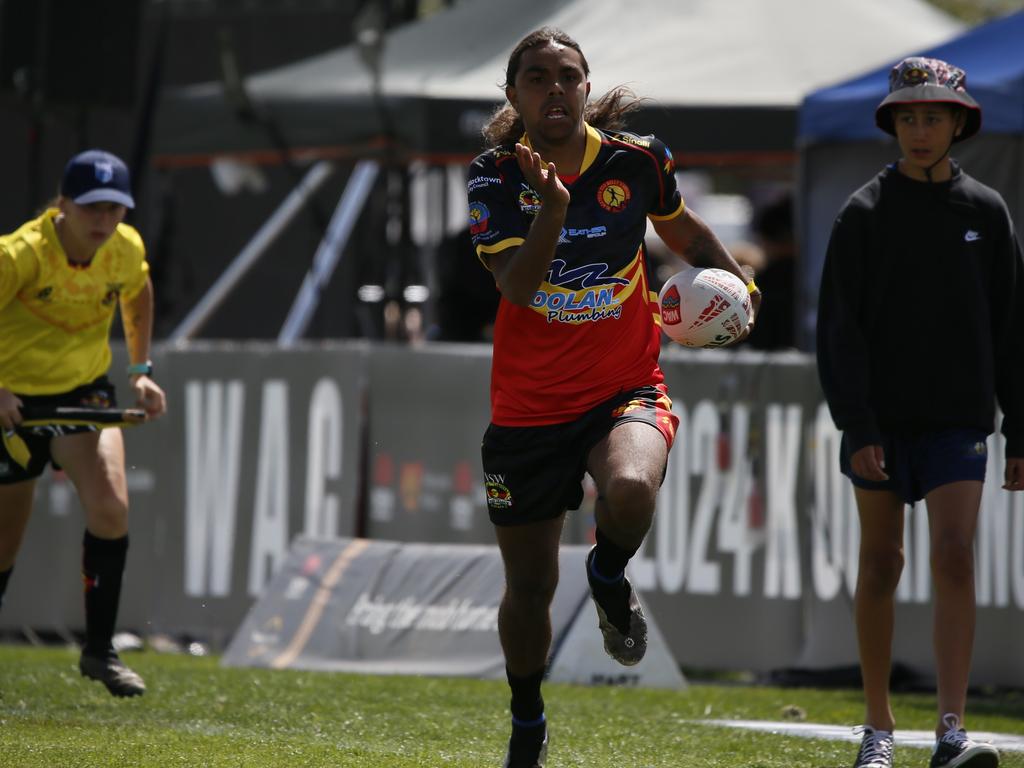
0,149,166,697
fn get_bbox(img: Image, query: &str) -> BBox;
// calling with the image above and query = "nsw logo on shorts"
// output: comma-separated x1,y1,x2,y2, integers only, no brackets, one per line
485,480,513,510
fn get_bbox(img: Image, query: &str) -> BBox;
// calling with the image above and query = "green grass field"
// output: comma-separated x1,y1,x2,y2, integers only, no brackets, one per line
0,645,1021,767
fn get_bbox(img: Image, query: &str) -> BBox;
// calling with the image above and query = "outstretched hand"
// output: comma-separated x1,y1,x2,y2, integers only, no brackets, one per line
515,143,570,211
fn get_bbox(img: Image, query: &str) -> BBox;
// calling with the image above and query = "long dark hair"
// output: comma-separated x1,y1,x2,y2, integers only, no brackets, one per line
482,27,641,149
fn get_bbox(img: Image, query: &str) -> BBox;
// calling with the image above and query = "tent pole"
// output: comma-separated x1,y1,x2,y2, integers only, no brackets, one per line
278,159,381,347
169,160,336,344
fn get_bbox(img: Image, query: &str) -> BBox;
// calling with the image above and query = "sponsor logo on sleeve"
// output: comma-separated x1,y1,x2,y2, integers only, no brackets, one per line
616,134,651,149
518,185,542,214
469,202,490,235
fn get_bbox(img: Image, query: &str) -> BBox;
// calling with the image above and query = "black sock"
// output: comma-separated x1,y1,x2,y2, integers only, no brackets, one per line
591,526,635,581
82,531,128,657
587,529,636,634
506,665,546,726
0,566,11,611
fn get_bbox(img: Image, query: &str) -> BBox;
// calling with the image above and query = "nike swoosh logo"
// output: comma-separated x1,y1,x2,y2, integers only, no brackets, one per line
964,230,981,242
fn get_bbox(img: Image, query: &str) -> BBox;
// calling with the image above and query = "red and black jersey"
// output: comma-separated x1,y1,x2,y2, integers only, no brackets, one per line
467,123,684,426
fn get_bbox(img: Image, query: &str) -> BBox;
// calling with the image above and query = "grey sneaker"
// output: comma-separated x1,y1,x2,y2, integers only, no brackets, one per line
852,726,894,768
502,723,547,768
930,714,999,768
79,652,146,697
585,546,647,666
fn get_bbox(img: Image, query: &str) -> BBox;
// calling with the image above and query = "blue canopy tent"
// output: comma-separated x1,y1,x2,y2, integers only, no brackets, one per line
795,11,1024,349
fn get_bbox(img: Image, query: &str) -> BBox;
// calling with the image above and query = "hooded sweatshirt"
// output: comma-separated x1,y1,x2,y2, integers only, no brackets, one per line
817,161,1024,458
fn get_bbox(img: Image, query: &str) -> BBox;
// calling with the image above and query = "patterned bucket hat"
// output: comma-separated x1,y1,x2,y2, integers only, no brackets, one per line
875,57,981,141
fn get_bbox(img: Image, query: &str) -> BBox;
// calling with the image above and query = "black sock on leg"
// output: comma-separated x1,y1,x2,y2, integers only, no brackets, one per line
0,566,12,611
506,665,547,756
505,667,547,762
588,528,637,634
590,526,634,582
506,665,546,726
82,531,128,658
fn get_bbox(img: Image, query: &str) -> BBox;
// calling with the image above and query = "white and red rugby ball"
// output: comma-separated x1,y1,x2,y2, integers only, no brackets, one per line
658,267,751,348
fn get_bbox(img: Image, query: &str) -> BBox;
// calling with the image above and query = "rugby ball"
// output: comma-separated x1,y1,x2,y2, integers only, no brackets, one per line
658,267,751,348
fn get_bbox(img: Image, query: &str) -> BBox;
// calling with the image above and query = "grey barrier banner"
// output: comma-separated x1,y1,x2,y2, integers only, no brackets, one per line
1,343,366,647
3,342,1022,687
223,537,584,677
224,536,685,688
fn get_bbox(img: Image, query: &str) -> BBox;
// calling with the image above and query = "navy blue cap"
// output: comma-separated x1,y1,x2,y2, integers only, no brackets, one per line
60,149,135,209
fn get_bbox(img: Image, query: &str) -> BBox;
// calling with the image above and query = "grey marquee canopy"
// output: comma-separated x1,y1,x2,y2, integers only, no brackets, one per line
152,0,962,164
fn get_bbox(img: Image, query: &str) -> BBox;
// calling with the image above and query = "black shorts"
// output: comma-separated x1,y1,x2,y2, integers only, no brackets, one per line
0,377,117,484
481,384,678,526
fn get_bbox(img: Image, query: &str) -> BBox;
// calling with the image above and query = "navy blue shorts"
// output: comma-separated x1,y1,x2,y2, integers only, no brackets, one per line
481,384,677,526
840,428,988,504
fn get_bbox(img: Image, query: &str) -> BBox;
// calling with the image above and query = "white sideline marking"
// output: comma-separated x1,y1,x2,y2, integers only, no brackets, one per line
696,720,1024,753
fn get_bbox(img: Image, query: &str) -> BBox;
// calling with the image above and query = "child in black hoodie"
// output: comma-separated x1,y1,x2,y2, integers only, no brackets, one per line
817,57,1023,768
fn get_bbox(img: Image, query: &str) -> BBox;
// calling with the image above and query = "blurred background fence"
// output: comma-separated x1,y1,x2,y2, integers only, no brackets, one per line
3,344,1022,686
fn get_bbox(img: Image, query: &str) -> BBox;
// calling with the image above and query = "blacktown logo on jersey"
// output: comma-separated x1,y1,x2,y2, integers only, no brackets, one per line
468,175,501,192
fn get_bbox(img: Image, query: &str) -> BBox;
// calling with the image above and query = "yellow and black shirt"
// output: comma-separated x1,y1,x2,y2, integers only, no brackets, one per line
0,208,149,395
